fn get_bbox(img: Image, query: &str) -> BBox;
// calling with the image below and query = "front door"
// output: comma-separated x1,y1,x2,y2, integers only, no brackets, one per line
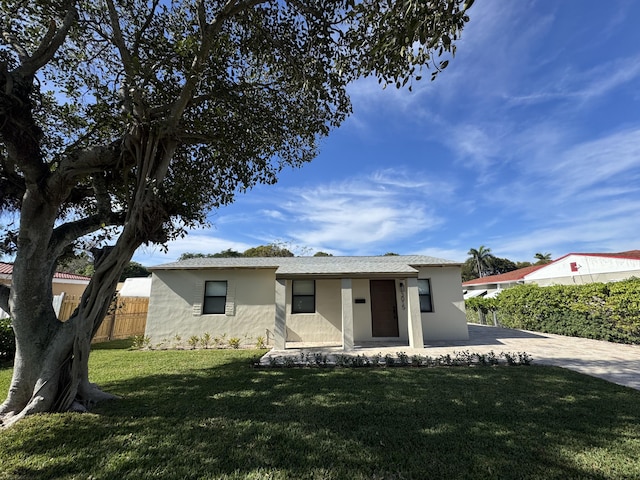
370,280,399,337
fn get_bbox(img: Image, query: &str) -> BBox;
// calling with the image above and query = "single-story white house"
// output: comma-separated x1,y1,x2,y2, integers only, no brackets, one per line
146,255,469,350
463,250,640,297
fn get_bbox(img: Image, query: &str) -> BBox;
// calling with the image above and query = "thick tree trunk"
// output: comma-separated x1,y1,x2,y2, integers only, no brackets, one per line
0,158,170,428
0,236,141,427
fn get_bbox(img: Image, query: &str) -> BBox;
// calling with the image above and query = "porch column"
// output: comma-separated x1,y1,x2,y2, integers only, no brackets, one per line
406,277,424,348
274,278,287,350
341,278,354,351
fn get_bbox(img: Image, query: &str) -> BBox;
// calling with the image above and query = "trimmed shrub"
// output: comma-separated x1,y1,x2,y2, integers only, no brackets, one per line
0,317,16,363
493,279,640,344
535,311,637,344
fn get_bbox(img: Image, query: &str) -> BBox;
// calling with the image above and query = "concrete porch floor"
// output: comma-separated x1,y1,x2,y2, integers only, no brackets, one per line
261,323,640,391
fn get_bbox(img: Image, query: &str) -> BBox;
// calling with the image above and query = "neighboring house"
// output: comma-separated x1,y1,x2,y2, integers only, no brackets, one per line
463,265,546,299
525,250,640,286
118,276,152,297
462,250,640,297
146,255,469,350
0,261,91,318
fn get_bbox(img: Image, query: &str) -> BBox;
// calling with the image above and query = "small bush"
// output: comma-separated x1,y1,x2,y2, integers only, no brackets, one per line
0,317,16,362
228,337,241,349
188,335,199,349
200,332,211,349
131,335,151,349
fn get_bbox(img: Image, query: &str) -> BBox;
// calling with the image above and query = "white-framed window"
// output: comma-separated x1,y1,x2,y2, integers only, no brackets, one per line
292,279,315,314
418,279,433,312
203,281,227,314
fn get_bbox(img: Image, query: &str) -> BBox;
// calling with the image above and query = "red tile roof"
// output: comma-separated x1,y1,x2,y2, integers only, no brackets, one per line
0,262,90,281
462,264,546,286
52,272,92,281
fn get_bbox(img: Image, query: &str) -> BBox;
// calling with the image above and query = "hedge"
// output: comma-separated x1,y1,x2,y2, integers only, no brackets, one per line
465,278,640,344
0,317,16,363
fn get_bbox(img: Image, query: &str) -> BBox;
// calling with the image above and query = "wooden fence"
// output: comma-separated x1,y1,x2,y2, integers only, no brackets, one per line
57,294,149,343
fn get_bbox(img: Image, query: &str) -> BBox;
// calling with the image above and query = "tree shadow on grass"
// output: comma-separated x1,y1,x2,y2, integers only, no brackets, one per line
91,338,135,350
2,355,640,479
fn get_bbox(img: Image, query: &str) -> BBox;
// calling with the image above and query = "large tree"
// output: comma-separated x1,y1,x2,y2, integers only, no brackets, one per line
0,0,471,425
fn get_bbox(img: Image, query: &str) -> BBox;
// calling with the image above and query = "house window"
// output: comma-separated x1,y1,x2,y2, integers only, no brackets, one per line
292,280,315,313
418,279,433,312
203,281,227,314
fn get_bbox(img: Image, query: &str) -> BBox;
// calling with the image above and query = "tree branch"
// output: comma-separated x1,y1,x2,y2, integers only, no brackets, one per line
1,31,30,63
49,143,120,192
91,174,113,218
49,211,126,260
132,0,161,58
167,0,268,129
16,3,78,78
105,0,146,119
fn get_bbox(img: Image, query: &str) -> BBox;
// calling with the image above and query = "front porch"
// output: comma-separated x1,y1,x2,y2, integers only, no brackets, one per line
272,277,425,351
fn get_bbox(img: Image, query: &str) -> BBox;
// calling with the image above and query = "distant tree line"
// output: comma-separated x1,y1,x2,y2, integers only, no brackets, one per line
179,243,335,260
463,246,553,282
57,252,149,281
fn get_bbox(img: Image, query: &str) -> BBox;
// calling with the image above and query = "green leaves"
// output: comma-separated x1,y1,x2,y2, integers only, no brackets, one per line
1,0,472,250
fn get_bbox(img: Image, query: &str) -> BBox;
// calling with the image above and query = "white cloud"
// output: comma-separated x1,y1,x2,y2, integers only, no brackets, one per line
259,209,285,220
281,178,444,253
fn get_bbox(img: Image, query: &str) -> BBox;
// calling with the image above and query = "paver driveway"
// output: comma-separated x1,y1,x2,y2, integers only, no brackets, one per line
263,324,640,390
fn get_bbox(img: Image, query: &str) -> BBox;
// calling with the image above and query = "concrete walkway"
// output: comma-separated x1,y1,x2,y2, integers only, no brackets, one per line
262,324,640,391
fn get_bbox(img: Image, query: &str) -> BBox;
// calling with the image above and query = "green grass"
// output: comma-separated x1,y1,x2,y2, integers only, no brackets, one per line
1,346,640,480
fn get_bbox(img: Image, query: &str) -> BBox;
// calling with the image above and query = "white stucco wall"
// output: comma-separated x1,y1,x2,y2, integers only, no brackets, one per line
417,267,468,341
525,255,640,285
147,264,469,346
146,269,276,346
285,279,342,342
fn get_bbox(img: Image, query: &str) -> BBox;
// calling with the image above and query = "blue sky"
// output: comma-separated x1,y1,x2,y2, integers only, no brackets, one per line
134,0,640,266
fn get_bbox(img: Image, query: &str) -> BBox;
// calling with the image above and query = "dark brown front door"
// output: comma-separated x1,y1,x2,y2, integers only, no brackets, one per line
370,280,399,337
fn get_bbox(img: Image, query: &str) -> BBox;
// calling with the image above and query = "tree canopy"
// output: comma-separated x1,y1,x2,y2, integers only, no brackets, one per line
467,246,493,278
462,247,555,281
0,0,472,425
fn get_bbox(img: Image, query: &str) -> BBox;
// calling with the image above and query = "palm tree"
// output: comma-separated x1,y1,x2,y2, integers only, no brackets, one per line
534,252,552,265
467,245,494,278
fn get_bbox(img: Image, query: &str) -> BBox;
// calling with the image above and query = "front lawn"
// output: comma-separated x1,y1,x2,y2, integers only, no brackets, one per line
1,347,639,479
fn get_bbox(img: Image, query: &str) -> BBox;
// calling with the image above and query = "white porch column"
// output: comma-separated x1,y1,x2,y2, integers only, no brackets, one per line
406,277,424,349
341,278,354,351
274,278,287,350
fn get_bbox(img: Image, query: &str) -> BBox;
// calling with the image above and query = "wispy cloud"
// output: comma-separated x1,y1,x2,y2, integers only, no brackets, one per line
277,171,449,254
508,55,640,107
